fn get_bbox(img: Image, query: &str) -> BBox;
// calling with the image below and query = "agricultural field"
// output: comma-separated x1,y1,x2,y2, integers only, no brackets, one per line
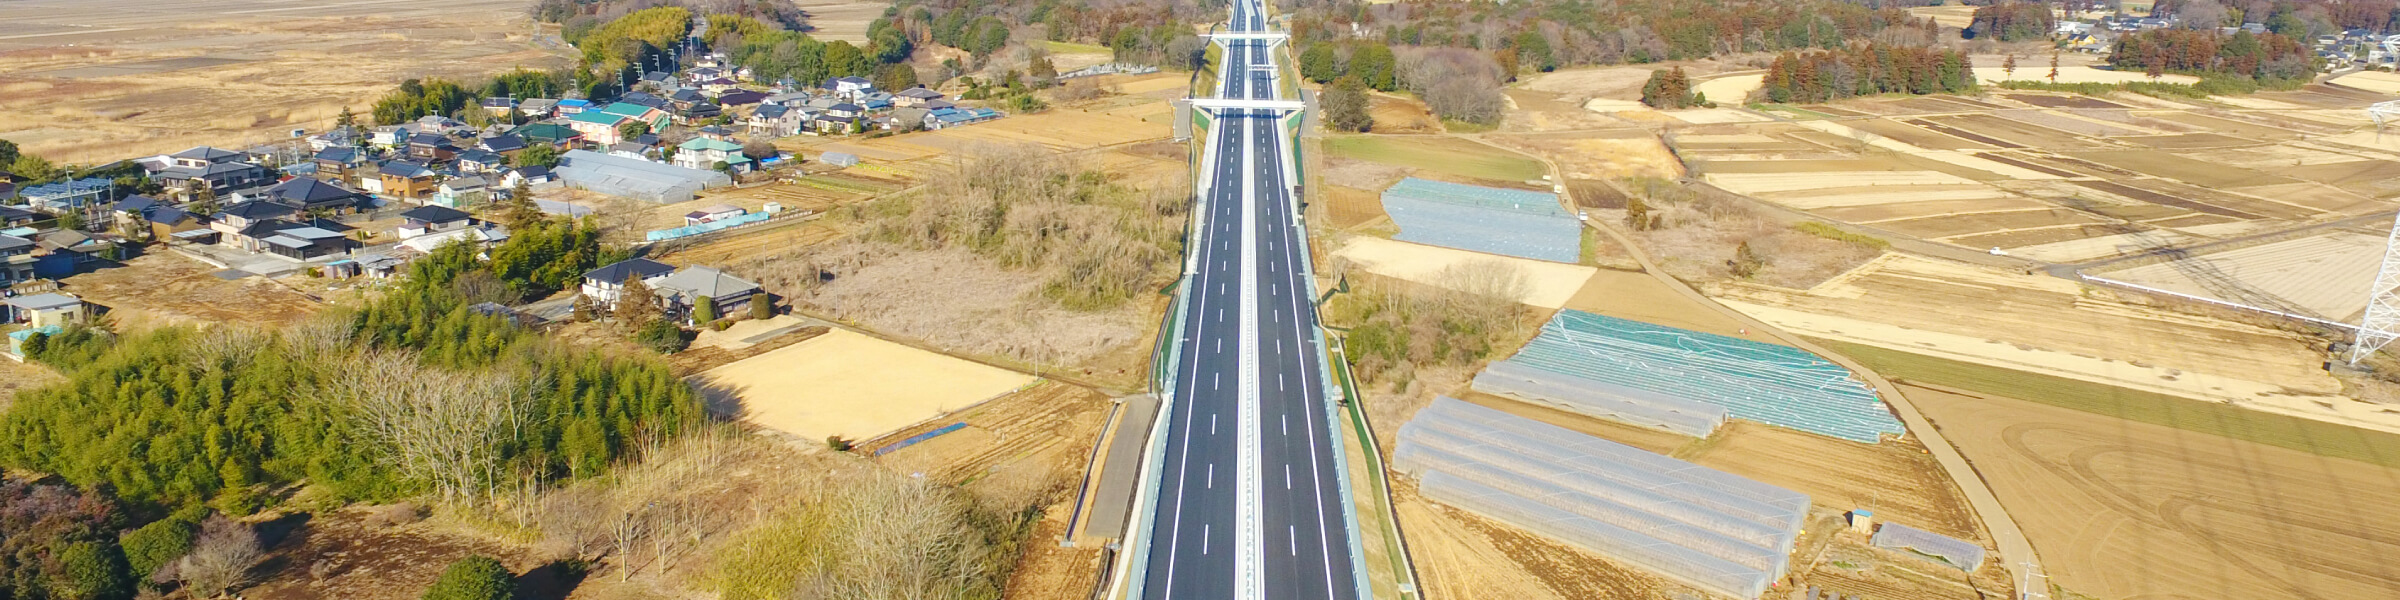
1322,135,1551,185
1666,85,2399,264
1905,384,2400,600
2092,229,2388,322
0,0,567,163
1709,254,2400,434
697,327,1039,443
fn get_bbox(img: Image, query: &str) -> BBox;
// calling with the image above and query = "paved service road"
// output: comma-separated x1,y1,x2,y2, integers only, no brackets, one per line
1134,0,1362,597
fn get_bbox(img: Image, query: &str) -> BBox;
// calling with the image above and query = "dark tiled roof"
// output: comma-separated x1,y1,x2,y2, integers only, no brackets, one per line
170,146,242,161
379,161,434,178
221,200,297,221
116,195,159,214
400,205,471,224
315,147,360,163
584,258,675,284
480,135,527,153
262,177,364,205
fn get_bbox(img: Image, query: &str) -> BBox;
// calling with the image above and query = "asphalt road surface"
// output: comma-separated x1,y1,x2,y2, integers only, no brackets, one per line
1134,0,1362,596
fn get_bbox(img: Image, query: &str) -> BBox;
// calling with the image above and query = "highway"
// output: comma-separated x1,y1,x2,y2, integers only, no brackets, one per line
1132,0,1363,596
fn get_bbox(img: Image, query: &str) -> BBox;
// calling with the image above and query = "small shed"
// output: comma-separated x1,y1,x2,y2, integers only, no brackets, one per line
5,293,85,328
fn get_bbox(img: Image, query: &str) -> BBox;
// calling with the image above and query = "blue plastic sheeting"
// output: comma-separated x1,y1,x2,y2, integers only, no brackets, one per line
1472,360,1728,437
1396,398,1807,600
1872,523,1986,571
1506,310,1902,443
647,211,772,241
1379,177,1579,263
874,422,968,456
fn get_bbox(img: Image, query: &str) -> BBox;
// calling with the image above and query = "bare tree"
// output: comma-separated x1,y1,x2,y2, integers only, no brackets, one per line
1396,47,1507,125
325,352,534,505
178,515,263,598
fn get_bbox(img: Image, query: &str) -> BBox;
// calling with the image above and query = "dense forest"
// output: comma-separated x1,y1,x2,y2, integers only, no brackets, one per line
1759,43,1976,103
1966,2,2055,41
2108,28,2315,83
2153,0,2400,37
1287,0,1940,68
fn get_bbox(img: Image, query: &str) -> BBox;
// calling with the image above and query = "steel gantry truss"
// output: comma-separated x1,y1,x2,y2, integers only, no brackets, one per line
2351,210,2400,364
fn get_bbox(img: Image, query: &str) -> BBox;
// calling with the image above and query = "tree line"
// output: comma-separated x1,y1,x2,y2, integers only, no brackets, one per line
1967,2,2055,42
2108,28,2316,84
370,70,570,127
1760,43,1976,104
1287,0,1939,70
0,213,688,521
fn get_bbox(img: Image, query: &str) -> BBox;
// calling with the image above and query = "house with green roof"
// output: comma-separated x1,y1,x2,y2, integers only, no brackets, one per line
672,137,751,172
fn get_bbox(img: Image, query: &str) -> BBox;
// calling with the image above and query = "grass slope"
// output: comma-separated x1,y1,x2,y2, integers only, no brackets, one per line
1816,338,2400,469
1324,135,1548,183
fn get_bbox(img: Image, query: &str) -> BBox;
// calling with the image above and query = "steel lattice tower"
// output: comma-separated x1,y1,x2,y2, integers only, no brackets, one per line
2352,210,2400,364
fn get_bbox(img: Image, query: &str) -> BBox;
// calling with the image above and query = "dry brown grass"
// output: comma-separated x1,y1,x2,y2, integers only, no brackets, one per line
1605,178,1881,289
726,145,1187,378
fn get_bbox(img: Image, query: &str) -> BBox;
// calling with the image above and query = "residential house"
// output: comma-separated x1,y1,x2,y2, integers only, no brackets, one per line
407,132,460,163
609,141,659,161
4,293,84,329
824,76,874,99
410,115,468,134
18,178,111,214
512,122,583,148
618,92,672,110
314,146,368,182
431,176,491,208
674,137,751,172
683,204,745,225
696,125,735,141
812,103,865,133
255,177,370,215
894,86,945,108
675,101,723,125
716,89,768,108
700,78,742,94
257,225,349,260
565,102,671,146
152,147,269,195
689,66,724,81
379,161,439,201
0,235,38,284
142,206,208,242
668,88,708,109
35,230,119,273
371,126,410,148
481,97,518,116
650,265,761,323
859,91,894,111
580,258,678,308
457,150,508,175
518,99,558,119
479,134,529,159
748,104,801,137
555,98,593,115
397,205,473,238
307,126,363,151
640,71,672,88
398,222,508,255
210,200,295,250
928,107,1003,129
0,206,37,228
502,166,554,188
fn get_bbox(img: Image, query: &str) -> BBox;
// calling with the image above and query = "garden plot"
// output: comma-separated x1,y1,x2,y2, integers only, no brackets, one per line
1331,237,1597,308
2095,231,2386,321
1813,196,2055,223
1922,114,2100,149
2332,70,2400,94
1991,108,2148,137
2273,159,2400,198
1875,208,2109,240
2144,111,2307,141
699,328,1038,442
1667,108,1771,124
2064,150,2294,189
1835,118,1990,150
2119,133,2254,149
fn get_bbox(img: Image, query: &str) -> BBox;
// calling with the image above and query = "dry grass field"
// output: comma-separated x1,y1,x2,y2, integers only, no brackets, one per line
1908,384,2400,600
700,328,1038,442
1328,237,1597,309
0,0,567,163
2095,230,2387,321
874,381,1112,484
61,252,324,329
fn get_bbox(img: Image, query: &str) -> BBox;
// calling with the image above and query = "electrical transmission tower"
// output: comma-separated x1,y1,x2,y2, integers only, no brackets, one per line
2352,210,2400,364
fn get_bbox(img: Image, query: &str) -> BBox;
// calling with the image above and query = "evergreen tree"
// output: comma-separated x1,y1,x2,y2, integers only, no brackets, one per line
1299,43,1338,82
421,555,514,600
1349,44,1397,91
616,274,656,326
504,179,543,226
693,295,716,324
188,184,219,215
55,541,135,600
749,293,772,320
1727,240,1764,278
1624,194,1650,230
618,121,650,142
